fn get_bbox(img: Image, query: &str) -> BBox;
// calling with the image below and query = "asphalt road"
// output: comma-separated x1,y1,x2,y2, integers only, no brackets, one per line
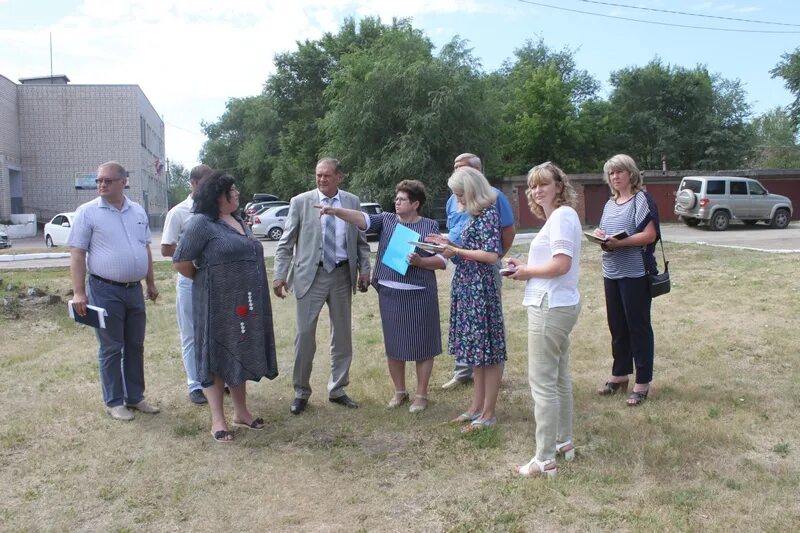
2,221,799,270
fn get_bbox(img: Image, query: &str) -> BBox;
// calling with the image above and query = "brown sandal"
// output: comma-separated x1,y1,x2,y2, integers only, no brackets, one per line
597,379,629,395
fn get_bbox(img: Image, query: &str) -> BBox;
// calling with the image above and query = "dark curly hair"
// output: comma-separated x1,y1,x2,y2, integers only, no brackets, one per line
395,180,427,214
192,170,235,219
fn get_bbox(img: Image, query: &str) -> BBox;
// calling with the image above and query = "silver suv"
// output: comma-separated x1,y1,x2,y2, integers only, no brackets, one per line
674,176,793,231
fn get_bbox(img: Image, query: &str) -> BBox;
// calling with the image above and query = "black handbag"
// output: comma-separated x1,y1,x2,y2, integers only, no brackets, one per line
633,191,670,298
645,238,670,298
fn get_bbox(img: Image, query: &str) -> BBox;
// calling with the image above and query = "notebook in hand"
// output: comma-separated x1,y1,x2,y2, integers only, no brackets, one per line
584,230,628,245
68,300,108,329
409,241,446,253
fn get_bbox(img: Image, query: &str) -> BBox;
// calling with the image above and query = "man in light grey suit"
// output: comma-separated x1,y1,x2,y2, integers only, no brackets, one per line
273,158,371,415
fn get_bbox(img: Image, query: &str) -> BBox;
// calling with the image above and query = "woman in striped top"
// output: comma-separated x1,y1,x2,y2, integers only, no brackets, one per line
318,180,446,413
592,154,658,406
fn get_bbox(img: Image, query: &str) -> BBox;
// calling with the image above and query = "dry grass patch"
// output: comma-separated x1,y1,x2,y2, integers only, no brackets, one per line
0,244,798,531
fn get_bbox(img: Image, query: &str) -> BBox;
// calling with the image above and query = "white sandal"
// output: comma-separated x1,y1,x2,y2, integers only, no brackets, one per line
409,394,428,413
556,440,575,461
387,391,409,408
516,457,557,478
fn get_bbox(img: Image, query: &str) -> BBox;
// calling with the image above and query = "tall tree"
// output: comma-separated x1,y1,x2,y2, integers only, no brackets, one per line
771,48,800,131
607,59,752,170
321,25,495,206
489,40,600,176
166,161,190,208
749,107,800,168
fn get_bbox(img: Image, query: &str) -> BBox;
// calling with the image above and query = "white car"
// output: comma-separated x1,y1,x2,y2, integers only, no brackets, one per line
251,205,290,240
44,212,76,247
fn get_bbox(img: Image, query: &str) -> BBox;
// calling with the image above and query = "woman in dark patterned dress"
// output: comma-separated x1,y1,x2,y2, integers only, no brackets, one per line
429,167,506,431
173,172,278,442
318,180,445,413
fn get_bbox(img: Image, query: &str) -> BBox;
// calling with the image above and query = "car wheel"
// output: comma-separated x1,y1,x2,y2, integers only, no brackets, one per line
770,208,791,229
743,220,758,226
676,189,696,209
682,217,700,227
709,210,730,231
267,227,283,241
45,235,54,248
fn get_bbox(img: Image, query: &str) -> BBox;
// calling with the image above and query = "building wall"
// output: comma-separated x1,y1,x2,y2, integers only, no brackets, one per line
0,74,21,220
16,84,166,224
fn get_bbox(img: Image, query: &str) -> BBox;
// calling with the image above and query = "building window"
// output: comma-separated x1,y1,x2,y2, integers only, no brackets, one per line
140,115,146,148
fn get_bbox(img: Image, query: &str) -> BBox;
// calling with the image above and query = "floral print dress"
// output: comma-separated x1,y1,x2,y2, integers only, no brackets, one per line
448,205,506,366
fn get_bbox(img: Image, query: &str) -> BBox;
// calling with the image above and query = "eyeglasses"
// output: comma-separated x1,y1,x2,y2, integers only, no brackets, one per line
394,197,410,203
95,178,122,185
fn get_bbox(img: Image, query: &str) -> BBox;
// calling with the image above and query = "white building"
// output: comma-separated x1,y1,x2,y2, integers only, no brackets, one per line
0,74,166,226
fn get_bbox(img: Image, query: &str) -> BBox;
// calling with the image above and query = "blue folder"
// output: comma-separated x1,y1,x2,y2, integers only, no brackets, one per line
381,223,421,276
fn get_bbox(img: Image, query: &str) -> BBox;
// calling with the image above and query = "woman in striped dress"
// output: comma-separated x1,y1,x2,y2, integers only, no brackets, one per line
318,180,445,412
592,154,659,406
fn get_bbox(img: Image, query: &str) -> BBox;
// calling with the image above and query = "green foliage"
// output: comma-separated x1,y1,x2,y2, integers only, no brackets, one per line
607,59,752,170
771,48,800,130
166,161,190,208
322,27,495,205
198,18,778,205
749,107,800,168
491,40,601,176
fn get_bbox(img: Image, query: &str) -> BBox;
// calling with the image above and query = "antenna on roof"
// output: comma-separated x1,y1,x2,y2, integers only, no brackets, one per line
49,33,53,83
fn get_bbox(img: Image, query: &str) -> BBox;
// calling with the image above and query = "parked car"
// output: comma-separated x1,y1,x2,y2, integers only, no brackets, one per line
360,202,383,239
0,229,10,249
252,193,279,203
674,176,793,231
245,201,289,225
251,205,290,240
44,212,76,247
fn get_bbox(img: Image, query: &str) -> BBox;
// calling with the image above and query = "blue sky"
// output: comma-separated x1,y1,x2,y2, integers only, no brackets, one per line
1,0,798,168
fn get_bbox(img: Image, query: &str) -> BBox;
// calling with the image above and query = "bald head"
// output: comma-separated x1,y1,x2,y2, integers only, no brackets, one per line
454,153,482,172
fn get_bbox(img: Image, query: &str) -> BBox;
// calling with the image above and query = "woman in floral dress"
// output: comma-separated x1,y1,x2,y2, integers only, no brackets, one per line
431,166,506,431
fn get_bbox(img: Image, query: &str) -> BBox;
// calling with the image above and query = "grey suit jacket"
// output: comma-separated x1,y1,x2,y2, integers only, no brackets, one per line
274,189,371,299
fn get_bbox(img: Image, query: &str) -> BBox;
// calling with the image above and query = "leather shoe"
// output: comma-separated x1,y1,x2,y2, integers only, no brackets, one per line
290,398,308,415
329,394,358,409
125,400,160,414
106,405,134,421
189,389,208,405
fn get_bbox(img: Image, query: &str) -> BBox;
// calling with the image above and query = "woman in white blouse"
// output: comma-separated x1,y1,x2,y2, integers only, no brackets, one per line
506,162,582,477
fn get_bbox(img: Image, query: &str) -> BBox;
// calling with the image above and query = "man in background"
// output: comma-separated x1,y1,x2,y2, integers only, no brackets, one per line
161,164,213,404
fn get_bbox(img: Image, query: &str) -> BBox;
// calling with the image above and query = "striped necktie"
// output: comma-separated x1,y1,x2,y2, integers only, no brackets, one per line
322,197,336,273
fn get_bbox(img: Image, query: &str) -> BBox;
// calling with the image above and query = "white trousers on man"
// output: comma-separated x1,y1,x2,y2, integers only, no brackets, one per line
176,274,202,392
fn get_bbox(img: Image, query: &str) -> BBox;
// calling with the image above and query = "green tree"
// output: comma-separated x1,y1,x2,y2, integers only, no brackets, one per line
771,48,800,130
167,161,190,208
489,40,600,176
749,107,800,168
321,25,495,206
607,59,752,170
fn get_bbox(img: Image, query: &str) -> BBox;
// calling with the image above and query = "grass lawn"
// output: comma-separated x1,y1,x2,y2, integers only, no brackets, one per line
0,243,798,531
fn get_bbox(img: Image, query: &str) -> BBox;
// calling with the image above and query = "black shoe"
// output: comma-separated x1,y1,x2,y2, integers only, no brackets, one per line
329,394,358,409
189,389,207,405
290,398,308,415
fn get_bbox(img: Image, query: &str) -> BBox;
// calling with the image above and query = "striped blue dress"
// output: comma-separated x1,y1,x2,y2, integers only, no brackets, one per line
369,213,442,361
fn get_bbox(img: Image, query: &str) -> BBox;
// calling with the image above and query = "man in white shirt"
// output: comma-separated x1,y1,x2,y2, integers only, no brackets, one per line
161,164,213,404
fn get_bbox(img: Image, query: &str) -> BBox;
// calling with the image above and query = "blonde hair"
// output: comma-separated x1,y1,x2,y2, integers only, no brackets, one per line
526,161,577,220
447,167,497,216
603,154,643,199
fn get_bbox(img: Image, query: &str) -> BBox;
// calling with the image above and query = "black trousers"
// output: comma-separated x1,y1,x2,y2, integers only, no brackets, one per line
603,276,654,384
